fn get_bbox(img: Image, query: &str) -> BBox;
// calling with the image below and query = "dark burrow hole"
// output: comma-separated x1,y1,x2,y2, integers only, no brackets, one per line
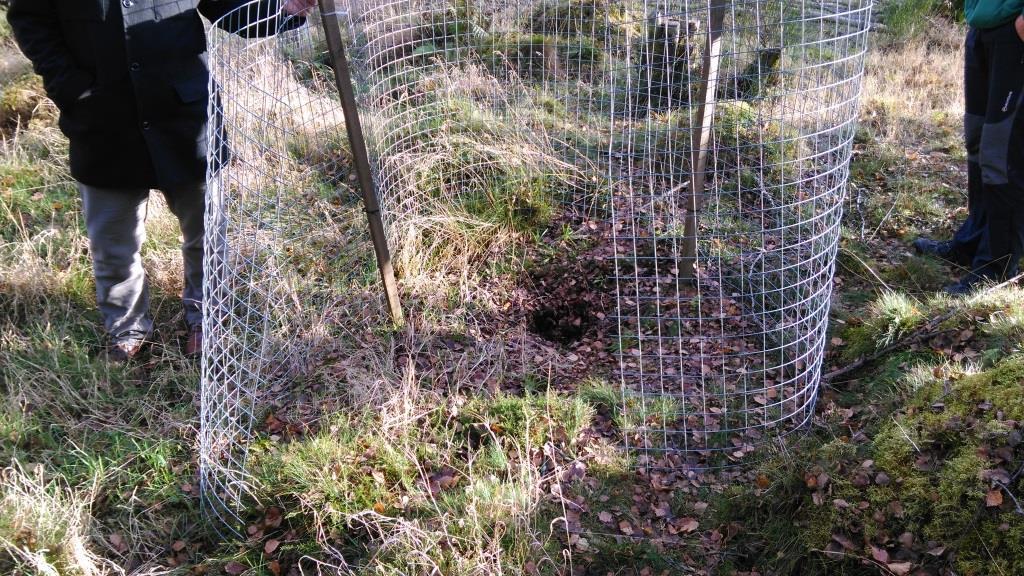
527,258,611,345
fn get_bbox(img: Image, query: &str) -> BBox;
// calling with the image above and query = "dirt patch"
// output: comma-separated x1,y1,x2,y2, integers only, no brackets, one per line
526,255,612,345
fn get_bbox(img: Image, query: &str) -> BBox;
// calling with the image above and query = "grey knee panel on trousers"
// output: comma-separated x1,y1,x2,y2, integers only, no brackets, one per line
980,111,1020,186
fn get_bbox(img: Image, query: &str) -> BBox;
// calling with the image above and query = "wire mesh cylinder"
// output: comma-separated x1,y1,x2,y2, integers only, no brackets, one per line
200,5,383,530
201,0,873,528
332,0,874,460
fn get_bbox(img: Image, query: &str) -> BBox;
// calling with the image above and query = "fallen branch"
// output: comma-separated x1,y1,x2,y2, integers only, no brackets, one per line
825,272,1024,383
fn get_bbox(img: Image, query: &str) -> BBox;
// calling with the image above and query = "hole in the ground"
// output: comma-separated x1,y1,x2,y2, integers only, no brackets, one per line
526,258,611,345
530,301,593,344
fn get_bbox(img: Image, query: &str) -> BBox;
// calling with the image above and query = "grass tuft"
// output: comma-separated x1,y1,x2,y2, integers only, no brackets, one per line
0,463,116,576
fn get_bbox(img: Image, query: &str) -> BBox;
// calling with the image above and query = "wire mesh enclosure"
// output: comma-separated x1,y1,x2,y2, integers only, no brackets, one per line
201,6,374,529
201,0,872,529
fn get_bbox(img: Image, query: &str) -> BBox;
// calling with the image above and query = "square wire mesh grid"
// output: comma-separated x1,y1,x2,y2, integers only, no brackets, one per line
202,0,873,531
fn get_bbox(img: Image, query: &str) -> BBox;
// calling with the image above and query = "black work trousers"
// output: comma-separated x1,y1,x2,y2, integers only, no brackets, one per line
951,22,1024,280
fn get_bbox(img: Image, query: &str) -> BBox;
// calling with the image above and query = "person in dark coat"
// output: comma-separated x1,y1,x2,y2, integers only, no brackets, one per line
913,8,1024,295
7,0,316,361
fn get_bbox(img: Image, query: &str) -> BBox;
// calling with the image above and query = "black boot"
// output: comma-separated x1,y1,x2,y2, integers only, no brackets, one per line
944,269,1003,296
913,237,970,266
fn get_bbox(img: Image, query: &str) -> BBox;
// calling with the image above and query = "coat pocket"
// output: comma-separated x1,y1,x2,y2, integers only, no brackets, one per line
173,75,210,104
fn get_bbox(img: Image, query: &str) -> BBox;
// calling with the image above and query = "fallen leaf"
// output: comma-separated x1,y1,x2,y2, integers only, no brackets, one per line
171,540,186,552
869,545,889,563
618,520,634,535
598,511,614,523
831,533,856,551
888,500,905,518
653,502,671,518
755,474,770,489
264,507,283,528
264,538,280,555
268,560,282,576
678,517,699,533
886,562,913,576
986,489,1004,507
108,533,127,553
224,562,247,575
373,501,386,514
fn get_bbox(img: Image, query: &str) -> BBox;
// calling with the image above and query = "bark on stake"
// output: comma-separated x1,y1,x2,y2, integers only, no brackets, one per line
681,1,728,282
318,0,404,324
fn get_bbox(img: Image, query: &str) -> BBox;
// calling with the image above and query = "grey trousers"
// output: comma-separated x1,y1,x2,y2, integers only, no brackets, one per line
79,182,205,343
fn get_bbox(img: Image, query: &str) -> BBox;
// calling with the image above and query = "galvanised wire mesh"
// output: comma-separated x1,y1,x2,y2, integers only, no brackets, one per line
201,5,383,530
202,0,872,529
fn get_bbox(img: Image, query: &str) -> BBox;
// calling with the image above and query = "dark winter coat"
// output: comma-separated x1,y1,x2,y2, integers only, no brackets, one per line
7,0,303,190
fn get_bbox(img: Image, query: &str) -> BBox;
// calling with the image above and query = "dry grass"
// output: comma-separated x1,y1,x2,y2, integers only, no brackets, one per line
3,7,1020,576
0,52,205,575
0,463,119,576
861,18,964,148
248,330,579,575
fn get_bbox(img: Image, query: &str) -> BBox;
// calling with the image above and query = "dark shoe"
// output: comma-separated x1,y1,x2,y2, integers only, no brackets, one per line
913,237,966,265
105,338,144,364
944,272,992,296
185,326,202,358
943,280,974,296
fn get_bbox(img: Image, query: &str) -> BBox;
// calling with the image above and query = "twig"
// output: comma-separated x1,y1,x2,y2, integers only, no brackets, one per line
993,480,1024,515
809,548,897,575
824,325,955,382
839,247,891,292
890,414,921,453
826,272,1024,382
866,187,903,242
971,519,1007,576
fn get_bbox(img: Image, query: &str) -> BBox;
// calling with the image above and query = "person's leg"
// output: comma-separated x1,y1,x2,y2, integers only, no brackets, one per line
79,184,152,348
160,181,206,332
918,28,987,265
967,24,1024,284
950,28,989,263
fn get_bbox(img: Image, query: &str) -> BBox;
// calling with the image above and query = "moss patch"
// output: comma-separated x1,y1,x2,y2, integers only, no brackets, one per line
717,355,1024,576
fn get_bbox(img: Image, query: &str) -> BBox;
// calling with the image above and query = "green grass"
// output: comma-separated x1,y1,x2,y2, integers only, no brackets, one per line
479,33,605,80
0,10,1021,576
711,354,1024,575
882,0,965,39
0,8,11,45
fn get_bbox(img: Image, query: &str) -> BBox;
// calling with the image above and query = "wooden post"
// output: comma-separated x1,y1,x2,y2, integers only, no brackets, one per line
317,0,404,325
680,1,727,282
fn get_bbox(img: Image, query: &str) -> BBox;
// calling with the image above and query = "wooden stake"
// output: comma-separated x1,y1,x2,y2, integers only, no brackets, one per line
318,0,404,325
680,1,728,282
